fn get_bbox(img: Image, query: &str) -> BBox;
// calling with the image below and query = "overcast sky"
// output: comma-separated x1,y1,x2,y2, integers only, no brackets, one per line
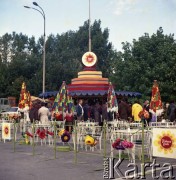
0,0,176,51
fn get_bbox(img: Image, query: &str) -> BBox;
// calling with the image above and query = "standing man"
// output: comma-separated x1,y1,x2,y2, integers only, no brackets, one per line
76,99,84,121
167,100,176,122
83,100,89,121
38,102,50,124
118,98,130,120
143,100,152,123
102,101,108,122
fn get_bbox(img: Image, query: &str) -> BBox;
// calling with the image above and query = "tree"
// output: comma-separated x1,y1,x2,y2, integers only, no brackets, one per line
110,27,176,101
0,19,116,98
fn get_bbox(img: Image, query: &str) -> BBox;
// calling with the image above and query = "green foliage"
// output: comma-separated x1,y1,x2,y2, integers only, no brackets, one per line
110,27,176,102
0,22,176,102
0,20,115,99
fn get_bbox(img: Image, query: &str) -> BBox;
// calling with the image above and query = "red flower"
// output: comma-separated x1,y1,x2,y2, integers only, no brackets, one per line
138,109,149,119
36,128,40,135
47,130,54,136
26,131,33,138
39,130,46,139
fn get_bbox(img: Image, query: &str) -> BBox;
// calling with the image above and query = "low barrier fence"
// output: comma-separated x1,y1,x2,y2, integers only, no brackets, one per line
0,120,111,163
1,119,175,165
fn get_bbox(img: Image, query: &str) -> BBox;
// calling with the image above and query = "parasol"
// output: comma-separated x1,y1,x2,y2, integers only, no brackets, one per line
18,82,31,122
149,80,163,118
53,81,68,118
107,82,118,113
18,82,31,110
66,92,75,113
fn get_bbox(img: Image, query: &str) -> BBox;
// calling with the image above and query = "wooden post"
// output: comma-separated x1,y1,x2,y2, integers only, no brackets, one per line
13,122,16,152
103,120,106,158
74,120,77,164
141,119,145,177
54,121,57,159
32,121,35,156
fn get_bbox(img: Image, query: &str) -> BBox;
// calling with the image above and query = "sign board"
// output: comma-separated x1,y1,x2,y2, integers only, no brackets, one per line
2,123,11,140
152,128,176,159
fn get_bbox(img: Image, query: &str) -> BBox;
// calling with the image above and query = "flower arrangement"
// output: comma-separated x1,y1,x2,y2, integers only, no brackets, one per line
85,135,98,147
46,130,54,136
112,138,134,150
61,131,70,142
26,131,33,138
58,129,65,137
54,112,63,121
58,129,71,142
138,109,149,119
36,128,46,139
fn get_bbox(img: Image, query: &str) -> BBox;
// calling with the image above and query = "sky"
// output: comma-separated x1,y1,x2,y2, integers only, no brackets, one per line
0,0,176,51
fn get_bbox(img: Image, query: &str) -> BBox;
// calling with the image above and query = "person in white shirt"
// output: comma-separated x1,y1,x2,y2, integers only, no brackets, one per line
38,102,50,124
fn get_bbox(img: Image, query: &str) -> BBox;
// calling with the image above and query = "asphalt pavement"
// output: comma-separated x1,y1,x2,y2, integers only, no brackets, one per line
0,140,176,180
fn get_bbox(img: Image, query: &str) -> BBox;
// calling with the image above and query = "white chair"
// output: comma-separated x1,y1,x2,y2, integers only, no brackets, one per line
110,130,134,162
130,129,152,163
129,122,142,129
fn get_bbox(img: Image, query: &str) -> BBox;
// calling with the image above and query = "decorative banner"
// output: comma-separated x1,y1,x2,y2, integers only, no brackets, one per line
2,123,11,140
152,128,176,159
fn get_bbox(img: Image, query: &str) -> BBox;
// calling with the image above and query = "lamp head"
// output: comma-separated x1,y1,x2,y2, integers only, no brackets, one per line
33,2,38,6
24,6,30,8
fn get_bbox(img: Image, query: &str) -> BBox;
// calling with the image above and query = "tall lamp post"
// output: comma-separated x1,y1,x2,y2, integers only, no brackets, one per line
24,2,46,99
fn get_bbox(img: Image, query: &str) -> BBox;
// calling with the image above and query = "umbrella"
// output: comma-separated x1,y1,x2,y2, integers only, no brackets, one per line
53,81,67,113
18,82,31,109
66,92,75,113
107,82,118,112
149,80,163,118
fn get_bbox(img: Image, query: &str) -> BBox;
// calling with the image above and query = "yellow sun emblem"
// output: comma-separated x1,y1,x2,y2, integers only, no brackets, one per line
154,130,176,154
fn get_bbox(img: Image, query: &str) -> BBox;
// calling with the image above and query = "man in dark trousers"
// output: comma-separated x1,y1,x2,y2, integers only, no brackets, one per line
167,100,176,122
143,100,152,124
76,99,84,121
118,98,130,120
83,100,89,121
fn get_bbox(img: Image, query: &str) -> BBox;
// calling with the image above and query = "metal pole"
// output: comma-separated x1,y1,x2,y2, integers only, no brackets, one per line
24,3,46,99
42,15,46,98
88,0,91,52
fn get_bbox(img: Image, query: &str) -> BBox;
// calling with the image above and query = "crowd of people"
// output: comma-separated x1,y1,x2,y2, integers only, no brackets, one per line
28,98,176,129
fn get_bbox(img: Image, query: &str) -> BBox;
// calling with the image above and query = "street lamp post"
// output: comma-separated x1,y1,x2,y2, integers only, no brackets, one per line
24,2,46,99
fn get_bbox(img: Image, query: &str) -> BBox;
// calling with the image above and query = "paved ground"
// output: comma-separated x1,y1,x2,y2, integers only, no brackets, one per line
0,140,176,180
